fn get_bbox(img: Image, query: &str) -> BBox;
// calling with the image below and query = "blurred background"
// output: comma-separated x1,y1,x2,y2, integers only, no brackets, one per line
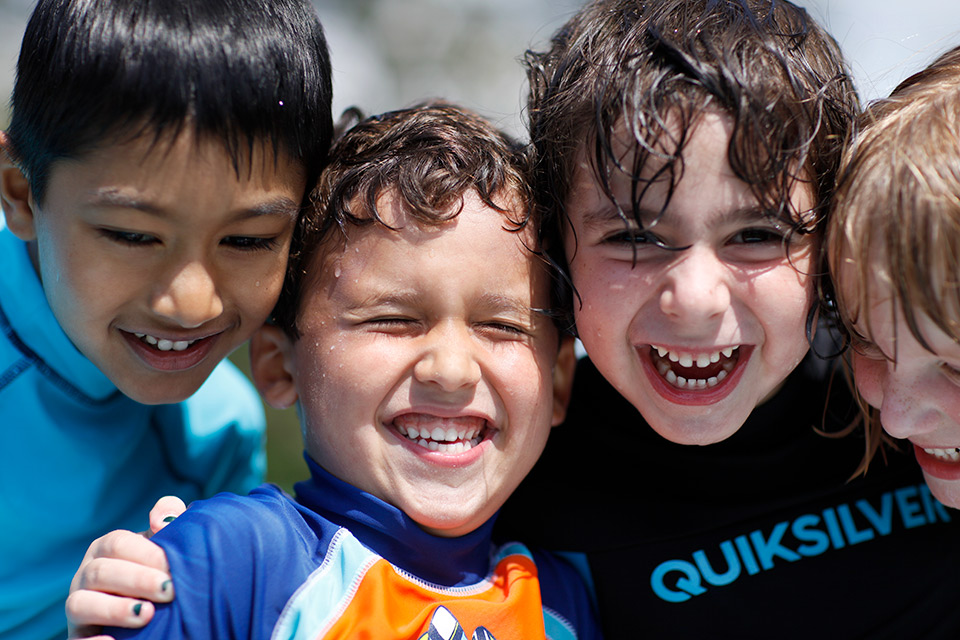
1,0,959,491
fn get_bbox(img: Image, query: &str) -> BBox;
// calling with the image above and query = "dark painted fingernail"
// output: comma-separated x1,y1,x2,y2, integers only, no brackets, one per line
161,580,172,593
163,515,177,523
132,602,143,617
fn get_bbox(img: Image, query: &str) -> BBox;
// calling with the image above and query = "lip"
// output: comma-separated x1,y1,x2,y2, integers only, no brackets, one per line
121,329,221,372
640,344,751,406
912,443,960,481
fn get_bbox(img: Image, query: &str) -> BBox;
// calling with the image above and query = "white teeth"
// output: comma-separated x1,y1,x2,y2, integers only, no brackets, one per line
924,447,960,462
135,332,198,351
651,345,740,371
394,416,485,452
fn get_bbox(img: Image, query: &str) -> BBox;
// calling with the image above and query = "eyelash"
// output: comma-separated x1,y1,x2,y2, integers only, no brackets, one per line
729,227,786,245
100,229,278,252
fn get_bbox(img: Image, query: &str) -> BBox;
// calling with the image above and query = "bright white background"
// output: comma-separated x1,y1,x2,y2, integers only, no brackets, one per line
2,0,960,135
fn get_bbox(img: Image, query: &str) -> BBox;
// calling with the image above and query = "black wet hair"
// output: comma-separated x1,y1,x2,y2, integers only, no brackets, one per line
5,0,333,202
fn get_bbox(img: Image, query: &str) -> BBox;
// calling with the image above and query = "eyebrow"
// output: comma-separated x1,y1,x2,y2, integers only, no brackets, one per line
86,189,301,220
578,202,779,231
348,290,539,319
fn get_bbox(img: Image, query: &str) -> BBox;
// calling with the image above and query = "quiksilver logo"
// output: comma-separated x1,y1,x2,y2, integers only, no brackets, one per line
650,483,951,603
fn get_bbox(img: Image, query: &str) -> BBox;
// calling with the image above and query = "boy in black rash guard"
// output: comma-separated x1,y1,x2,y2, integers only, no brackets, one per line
494,0,960,637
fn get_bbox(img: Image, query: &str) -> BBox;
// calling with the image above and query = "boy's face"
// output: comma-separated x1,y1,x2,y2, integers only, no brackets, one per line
255,190,572,537
563,111,816,445
850,276,960,508
2,130,305,404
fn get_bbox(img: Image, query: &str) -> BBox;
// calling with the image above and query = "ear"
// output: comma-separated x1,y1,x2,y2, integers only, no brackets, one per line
0,131,39,241
249,324,300,410
550,336,577,427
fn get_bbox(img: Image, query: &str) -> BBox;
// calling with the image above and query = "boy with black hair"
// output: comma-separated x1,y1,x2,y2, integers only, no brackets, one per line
104,102,597,640
0,0,331,637
494,0,960,636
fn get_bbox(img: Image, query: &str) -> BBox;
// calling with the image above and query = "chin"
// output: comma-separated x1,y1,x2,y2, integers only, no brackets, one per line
925,475,960,510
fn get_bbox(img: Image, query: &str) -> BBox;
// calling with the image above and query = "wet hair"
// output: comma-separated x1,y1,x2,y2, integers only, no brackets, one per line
525,0,859,328
272,102,536,337
828,45,960,468
5,0,333,202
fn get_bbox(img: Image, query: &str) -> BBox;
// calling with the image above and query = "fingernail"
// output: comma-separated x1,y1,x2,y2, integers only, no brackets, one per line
132,602,143,617
163,515,177,523
161,579,172,593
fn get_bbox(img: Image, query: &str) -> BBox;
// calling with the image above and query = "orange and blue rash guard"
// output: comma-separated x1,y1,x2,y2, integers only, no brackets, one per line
109,456,601,640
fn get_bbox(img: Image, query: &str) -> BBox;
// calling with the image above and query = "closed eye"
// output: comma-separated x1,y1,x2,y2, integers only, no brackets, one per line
99,229,159,246
221,236,279,251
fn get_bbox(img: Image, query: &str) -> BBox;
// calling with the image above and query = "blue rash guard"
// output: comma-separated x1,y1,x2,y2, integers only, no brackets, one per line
0,227,267,640
110,457,602,640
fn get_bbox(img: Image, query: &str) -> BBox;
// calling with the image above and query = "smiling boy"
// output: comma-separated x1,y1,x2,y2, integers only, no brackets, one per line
105,103,597,640
0,0,331,637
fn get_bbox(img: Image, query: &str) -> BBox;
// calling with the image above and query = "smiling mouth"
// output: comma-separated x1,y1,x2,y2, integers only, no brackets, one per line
393,415,487,454
650,345,740,390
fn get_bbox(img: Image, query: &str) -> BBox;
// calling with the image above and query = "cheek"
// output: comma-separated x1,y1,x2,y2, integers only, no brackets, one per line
852,352,887,410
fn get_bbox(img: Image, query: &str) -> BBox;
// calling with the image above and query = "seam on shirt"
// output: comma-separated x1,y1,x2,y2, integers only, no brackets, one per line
0,302,121,405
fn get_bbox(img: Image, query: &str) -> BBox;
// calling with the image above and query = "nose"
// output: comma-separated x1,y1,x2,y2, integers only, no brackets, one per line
150,260,224,328
658,246,731,323
413,324,482,392
876,365,940,439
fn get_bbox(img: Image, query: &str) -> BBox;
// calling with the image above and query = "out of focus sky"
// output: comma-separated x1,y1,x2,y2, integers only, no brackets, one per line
2,0,960,136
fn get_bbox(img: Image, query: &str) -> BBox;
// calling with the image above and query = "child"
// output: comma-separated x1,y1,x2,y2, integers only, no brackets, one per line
98,103,597,640
0,0,331,637
494,0,960,636
829,45,960,510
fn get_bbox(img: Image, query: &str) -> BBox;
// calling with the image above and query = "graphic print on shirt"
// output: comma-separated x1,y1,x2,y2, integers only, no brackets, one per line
650,481,952,602
419,606,497,640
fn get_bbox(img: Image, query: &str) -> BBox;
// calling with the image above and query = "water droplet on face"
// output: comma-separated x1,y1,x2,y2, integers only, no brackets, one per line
255,281,261,287
333,264,342,278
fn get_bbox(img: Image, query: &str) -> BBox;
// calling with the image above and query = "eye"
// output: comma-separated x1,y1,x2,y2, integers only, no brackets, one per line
938,361,960,386
478,321,528,338
728,227,785,245
363,317,419,334
100,229,158,246
221,236,279,251
604,228,661,246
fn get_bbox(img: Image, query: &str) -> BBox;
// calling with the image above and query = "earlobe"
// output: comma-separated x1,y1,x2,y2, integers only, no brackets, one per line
249,324,300,410
0,131,38,241
550,336,578,426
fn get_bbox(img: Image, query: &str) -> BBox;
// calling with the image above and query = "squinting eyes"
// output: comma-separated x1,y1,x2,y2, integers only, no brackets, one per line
100,228,279,252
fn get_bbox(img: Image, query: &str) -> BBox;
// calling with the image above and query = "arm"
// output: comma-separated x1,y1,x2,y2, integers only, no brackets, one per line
66,497,186,639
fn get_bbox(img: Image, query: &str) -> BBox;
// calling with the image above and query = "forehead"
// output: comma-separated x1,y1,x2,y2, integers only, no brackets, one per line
313,189,544,287
567,110,814,230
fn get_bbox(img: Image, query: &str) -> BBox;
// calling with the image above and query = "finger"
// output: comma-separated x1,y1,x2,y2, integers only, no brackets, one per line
80,530,170,574
73,557,174,603
66,589,156,634
148,496,187,535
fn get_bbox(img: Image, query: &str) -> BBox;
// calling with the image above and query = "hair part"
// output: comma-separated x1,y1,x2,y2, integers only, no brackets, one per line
525,0,859,329
829,45,960,471
272,102,536,337
6,0,333,202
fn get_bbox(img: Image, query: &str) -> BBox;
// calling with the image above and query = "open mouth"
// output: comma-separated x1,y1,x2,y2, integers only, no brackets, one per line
650,345,740,390
393,415,488,454
134,332,201,352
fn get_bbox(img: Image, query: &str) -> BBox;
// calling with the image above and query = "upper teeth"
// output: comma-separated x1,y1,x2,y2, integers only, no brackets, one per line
924,447,960,462
653,345,736,368
134,333,197,352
